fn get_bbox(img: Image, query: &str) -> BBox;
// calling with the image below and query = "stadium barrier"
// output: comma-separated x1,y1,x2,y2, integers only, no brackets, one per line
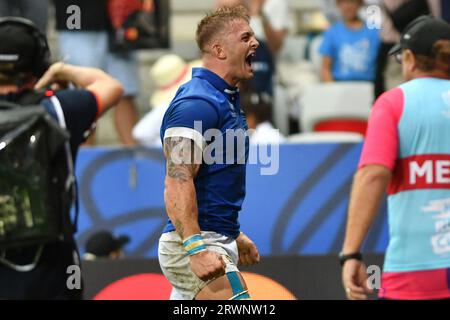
75,144,389,257
82,254,384,300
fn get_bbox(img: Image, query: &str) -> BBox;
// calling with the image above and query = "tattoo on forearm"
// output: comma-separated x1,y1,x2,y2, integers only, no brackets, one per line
174,219,185,239
164,137,201,182
167,160,189,181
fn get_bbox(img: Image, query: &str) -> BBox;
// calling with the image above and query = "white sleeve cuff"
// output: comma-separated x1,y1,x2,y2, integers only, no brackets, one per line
163,127,206,151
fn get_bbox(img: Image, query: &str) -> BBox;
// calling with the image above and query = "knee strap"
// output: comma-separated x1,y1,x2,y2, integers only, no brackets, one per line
226,272,250,300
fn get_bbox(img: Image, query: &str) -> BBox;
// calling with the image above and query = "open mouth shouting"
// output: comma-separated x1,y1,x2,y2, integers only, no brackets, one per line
245,51,256,72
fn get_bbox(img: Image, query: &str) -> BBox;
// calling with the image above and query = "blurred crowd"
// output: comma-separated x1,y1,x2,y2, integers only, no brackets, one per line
1,0,448,145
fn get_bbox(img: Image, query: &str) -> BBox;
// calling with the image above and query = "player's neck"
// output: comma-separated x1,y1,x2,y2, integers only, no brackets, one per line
413,69,450,80
220,71,239,88
202,60,238,88
344,18,363,29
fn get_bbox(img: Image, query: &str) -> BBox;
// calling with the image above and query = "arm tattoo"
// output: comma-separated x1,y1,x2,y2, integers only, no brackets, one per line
173,219,185,239
164,137,201,182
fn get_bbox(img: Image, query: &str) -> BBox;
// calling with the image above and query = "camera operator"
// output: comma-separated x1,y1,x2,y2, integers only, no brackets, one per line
0,17,123,300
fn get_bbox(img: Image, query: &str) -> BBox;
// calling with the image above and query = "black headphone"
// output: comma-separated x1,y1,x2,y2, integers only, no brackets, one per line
0,16,51,77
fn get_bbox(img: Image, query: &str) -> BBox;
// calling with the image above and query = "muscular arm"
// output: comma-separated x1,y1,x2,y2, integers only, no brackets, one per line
341,164,391,299
341,90,400,299
164,136,226,282
342,164,392,254
35,62,123,115
163,136,202,239
320,56,334,82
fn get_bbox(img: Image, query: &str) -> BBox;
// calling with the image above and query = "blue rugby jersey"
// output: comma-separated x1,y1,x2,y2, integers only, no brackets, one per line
160,68,249,238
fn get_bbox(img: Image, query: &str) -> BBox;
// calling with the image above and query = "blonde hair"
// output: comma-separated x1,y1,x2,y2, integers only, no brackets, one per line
196,5,250,52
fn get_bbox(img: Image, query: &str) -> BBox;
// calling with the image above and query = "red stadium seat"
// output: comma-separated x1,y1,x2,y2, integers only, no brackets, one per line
313,119,367,136
300,82,373,136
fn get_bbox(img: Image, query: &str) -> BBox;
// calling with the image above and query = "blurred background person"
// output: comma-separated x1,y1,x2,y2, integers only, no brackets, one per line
132,54,201,147
83,231,130,260
53,0,139,146
319,0,380,83
374,0,430,98
240,84,286,144
0,0,48,33
0,17,123,299
320,0,342,25
428,0,450,22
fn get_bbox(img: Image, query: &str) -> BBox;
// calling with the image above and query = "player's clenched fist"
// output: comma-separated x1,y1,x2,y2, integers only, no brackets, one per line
236,232,260,266
189,250,226,281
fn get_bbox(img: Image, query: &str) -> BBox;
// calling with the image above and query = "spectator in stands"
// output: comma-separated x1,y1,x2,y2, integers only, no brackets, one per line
216,0,290,97
374,0,430,97
53,0,139,146
83,231,130,260
321,0,342,25
240,84,286,144
0,0,48,32
438,0,450,21
427,0,450,22
319,0,380,82
132,54,201,146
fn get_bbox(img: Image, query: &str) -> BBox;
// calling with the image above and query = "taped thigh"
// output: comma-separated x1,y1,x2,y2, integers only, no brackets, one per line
226,271,250,300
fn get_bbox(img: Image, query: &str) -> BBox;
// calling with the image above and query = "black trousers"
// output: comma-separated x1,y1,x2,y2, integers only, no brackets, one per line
0,0,48,33
0,240,83,300
374,42,395,100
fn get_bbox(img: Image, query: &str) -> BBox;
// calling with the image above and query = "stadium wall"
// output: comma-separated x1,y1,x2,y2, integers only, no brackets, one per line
82,254,384,300
74,144,389,257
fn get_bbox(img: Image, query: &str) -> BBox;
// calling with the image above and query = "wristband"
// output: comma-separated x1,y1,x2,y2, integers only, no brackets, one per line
338,252,363,266
183,234,206,256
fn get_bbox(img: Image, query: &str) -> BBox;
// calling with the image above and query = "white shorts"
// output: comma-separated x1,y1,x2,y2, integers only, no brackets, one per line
158,231,239,300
